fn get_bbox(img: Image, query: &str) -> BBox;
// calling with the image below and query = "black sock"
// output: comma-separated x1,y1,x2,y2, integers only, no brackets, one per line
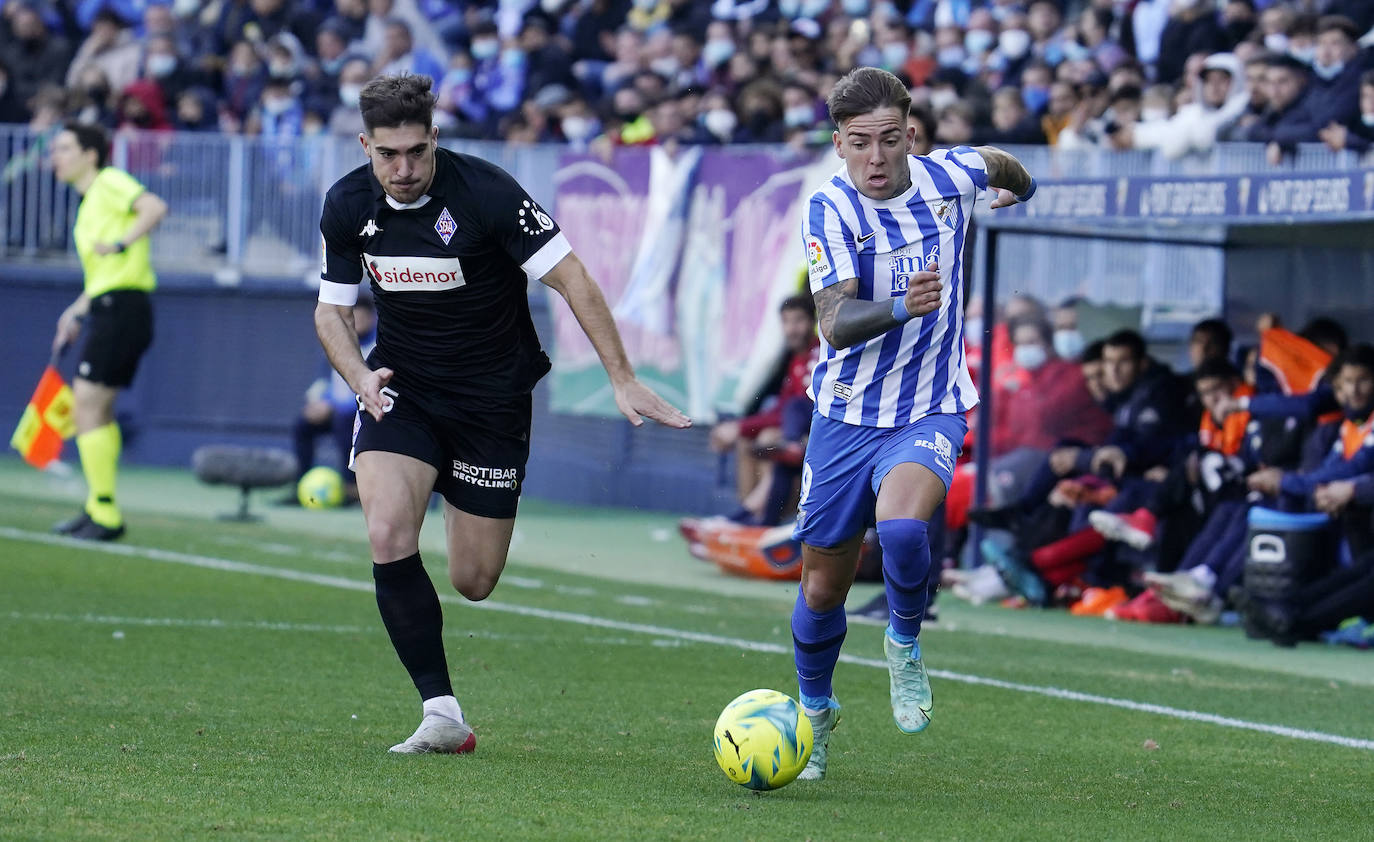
373,553,453,701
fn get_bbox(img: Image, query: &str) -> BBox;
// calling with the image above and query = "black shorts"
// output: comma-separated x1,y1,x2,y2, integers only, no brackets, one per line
77,290,153,388
350,388,531,519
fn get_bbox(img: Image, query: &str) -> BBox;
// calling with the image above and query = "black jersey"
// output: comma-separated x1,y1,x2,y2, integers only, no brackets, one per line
318,147,570,415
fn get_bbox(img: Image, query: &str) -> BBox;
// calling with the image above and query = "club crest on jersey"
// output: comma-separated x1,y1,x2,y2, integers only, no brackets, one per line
806,237,830,280
933,200,955,230
434,207,457,245
519,199,554,235
360,219,382,237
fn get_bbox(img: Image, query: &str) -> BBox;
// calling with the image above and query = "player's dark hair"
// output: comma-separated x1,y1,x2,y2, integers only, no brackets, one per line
1081,339,1106,364
1103,329,1147,361
1194,358,1241,384
1332,344,1374,378
827,66,912,128
62,122,109,169
1300,317,1348,354
780,293,815,322
1191,318,1233,352
360,73,436,134
1007,315,1053,347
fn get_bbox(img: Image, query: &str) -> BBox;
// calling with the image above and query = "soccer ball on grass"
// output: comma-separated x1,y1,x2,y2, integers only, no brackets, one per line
712,689,812,790
297,466,344,509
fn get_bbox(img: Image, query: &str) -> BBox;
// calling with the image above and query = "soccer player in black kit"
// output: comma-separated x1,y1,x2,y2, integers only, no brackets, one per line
316,75,691,753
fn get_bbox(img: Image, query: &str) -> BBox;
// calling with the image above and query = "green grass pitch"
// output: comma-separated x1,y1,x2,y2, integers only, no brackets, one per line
1,458,1371,841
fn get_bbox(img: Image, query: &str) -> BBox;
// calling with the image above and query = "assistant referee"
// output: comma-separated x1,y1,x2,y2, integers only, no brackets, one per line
49,123,168,541
316,74,690,754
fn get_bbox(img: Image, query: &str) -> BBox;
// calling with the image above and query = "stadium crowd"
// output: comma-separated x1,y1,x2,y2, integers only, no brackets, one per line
2,0,1374,161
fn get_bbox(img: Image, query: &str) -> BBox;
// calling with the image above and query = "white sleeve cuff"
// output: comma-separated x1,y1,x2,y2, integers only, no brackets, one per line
521,232,572,280
318,279,360,306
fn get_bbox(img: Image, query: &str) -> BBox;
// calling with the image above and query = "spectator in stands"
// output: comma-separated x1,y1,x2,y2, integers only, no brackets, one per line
329,57,370,137
520,14,576,98
984,86,1047,145
909,102,936,155
1189,318,1234,372
935,101,975,146
116,79,172,132
248,75,304,138
706,294,819,527
1246,54,1312,151
70,66,118,129
691,88,740,144
1319,69,1374,154
1125,52,1250,158
1254,17,1369,161
0,57,26,124
141,33,213,110
373,17,444,81
1220,0,1258,51
173,86,220,132
65,9,141,98
0,2,72,111
221,39,267,127
1156,0,1225,85
1042,79,1081,145
281,296,376,507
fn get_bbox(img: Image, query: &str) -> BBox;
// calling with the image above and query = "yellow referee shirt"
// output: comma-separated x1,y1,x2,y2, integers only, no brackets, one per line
74,167,156,297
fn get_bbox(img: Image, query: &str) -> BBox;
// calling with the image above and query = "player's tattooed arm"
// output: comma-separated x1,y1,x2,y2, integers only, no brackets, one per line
815,272,941,350
973,146,1032,197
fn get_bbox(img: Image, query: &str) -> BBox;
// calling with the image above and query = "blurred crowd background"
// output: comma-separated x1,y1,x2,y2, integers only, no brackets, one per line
3,0,1374,160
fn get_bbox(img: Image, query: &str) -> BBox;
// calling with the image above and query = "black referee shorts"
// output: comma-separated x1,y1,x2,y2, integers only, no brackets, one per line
350,388,532,519
77,289,153,388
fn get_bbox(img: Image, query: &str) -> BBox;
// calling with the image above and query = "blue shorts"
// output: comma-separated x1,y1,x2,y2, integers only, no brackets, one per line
795,412,968,548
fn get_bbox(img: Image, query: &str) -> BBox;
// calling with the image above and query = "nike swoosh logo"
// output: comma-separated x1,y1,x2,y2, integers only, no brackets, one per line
856,231,876,245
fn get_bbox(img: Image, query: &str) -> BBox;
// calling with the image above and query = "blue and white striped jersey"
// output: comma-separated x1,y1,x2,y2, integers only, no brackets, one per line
802,146,987,428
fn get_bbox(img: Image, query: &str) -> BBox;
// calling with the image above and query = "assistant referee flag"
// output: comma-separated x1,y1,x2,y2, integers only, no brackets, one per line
10,364,76,468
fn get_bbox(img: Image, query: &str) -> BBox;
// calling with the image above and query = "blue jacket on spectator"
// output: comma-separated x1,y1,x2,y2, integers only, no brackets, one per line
1250,49,1372,147
1077,361,1189,476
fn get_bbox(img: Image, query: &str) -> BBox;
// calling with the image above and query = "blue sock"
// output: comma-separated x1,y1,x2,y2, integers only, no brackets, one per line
791,586,846,709
877,518,931,642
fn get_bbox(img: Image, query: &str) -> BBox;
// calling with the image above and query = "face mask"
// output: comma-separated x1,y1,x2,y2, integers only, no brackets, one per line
633,0,656,8
841,0,868,14
262,95,292,115
964,29,994,55
471,38,499,61
1314,61,1344,81
1288,45,1315,65
964,316,984,338
1263,32,1289,54
999,28,1031,59
703,108,737,139
1014,344,1048,371
445,68,472,87
1053,329,1085,360
929,88,959,111
702,39,734,68
500,48,526,69
561,115,597,141
269,60,296,79
936,45,966,68
321,55,346,75
147,54,177,78
1022,85,1049,113
1142,107,1169,122
541,0,565,12
339,83,362,108
778,0,800,17
1362,113,1374,127
650,56,679,77
882,42,910,69
784,104,813,128
1060,39,1090,63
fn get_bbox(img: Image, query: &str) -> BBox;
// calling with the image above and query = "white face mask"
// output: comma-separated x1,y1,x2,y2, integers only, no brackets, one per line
1362,113,1374,128
999,28,1031,59
1053,329,1085,360
702,39,734,68
1013,343,1049,371
471,38,499,61
784,104,813,128
703,108,737,139
936,45,966,68
965,29,995,55
881,42,910,69
1141,107,1169,122
147,54,177,78
1264,32,1289,54
561,115,597,141
841,0,868,14
339,83,362,108
649,56,679,77
262,95,292,115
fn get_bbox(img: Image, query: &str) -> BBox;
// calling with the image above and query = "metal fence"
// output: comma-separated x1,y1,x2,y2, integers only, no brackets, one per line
1,123,1369,283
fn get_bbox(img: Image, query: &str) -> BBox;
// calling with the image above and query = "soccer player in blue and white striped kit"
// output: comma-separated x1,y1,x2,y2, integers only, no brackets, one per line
791,67,1036,781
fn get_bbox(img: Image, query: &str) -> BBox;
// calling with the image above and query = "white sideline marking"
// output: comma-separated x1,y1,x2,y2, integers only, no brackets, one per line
5,526,1373,753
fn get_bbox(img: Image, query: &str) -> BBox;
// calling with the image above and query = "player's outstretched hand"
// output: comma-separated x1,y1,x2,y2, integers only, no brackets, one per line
988,187,1018,209
614,378,692,429
902,262,942,318
356,367,394,421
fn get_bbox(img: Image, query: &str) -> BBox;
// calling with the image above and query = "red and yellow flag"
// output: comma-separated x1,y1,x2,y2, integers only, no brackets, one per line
10,366,76,468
